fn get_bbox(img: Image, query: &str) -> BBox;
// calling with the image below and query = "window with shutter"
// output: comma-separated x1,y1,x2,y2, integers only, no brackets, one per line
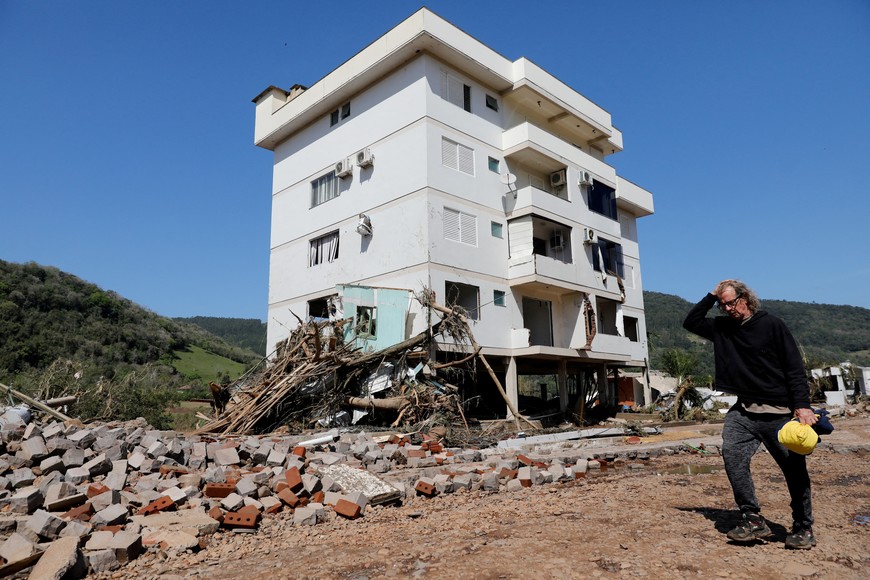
444,207,477,247
441,71,470,112
441,138,474,176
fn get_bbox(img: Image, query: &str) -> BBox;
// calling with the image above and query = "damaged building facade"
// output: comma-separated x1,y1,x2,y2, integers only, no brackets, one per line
253,8,655,422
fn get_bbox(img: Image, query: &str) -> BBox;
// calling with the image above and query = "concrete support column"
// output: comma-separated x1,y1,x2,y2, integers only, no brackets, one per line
642,362,652,407
597,363,609,406
505,356,519,419
558,360,568,412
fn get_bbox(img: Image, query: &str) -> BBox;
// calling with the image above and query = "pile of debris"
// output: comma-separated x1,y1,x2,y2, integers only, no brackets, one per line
0,397,707,578
198,293,535,437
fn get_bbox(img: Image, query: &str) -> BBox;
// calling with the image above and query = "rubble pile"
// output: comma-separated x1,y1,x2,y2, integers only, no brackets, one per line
198,297,481,436
0,403,700,578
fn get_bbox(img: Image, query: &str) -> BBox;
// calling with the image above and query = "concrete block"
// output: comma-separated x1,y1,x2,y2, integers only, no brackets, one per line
39,455,66,476
26,508,67,540
293,505,319,526
110,530,143,563
61,447,85,469
178,473,202,489
9,486,44,514
260,496,282,514
0,532,36,564
129,510,219,537
64,466,91,485
147,441,169,458
85,530,115,550
214,446,240,466
91,503,129,526
28,535,86,580
220,492,245,512
481,472,500,492
67,429,96,448
301,474,322,496
59,518,91,539
235,476,259,498
82,453,111,477
104,470,127,491
266,449,286,466
87,549,120,573
162,486,187,504
506,478,524,492
90,490,121,513
19,436,48,462
10,467,36,489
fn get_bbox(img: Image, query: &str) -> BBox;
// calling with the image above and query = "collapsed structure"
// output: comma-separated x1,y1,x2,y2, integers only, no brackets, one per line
253,8,656,423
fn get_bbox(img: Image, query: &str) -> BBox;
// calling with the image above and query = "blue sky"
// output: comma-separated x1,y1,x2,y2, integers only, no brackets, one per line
2,1,868,320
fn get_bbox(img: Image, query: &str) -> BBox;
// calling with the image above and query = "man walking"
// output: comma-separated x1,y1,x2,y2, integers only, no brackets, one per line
683,280,818,549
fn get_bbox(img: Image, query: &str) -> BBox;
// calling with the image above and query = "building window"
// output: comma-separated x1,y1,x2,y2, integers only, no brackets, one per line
441,137,474,175
588,181,618,220
444,207,477,246
485,94,498,111
624,316,639,342
592,238,624,278
488,157,499,173
309,231,339,266
446,281,480,320
441,72,471,112
329,102,351,126
356,306,377,338
491,221,503,238
311,171,340,207
493,290,506,307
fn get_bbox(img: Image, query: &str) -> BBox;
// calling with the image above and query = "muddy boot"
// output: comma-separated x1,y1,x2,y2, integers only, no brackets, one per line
785,527,816,549
726,513,771,543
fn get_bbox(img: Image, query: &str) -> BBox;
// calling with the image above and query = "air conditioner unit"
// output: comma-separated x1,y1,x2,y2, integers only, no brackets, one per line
578,170,593,186
335,158,353,178
549,170,567,188
549,231,564,251
583,228,596,244
356,148,374,168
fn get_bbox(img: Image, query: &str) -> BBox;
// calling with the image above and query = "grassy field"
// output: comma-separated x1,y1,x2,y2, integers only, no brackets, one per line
167,400,214,432
171,344,248,384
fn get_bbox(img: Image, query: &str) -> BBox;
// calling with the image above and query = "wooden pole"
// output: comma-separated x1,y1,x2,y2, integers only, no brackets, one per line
0,382,73,422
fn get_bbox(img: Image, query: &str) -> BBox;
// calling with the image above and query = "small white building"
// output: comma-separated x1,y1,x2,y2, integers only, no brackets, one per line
253,8,655,420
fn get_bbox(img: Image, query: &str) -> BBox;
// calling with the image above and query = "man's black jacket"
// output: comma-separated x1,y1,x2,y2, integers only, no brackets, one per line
682,293,811,409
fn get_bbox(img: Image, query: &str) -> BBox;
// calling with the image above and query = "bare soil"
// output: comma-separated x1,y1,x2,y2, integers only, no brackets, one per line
111,416,870,580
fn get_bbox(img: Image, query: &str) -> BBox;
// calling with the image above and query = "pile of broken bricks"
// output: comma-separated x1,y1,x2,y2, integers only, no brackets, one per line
0,408,701,578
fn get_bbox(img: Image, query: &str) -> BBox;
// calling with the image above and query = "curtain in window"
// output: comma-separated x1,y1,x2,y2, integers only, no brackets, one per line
309,231,339,266
311,173,339,207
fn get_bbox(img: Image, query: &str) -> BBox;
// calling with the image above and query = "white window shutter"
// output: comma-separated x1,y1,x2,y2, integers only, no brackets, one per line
458,144,474,175
460,213,477,246
441,138,458,170
444,207,460,242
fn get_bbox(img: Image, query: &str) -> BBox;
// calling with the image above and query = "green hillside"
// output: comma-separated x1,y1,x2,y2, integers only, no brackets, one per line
175,316,267,356
0,260,261,426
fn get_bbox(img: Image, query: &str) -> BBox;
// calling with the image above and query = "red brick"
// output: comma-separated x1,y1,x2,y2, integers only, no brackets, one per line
96,524,124,533
285,467,304,493
415,480,437,497
136,495,175,516
533,461,549,470
203,482,235,499
277,489,300,508
334,499,361,519
159,465,189,476
388,434,401,445
516,454,533,466
519,478,532,488
222,509,258,529
428,443,443,453
62,503,94,522
87,483,109,498
274,480,290,493
498,468,518,480
407,449,426,459
208,506,224,522
310,491,325,504
292,446,306,458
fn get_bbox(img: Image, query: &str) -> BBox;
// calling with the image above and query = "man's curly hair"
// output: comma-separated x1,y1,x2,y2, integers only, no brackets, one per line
718,279,761,313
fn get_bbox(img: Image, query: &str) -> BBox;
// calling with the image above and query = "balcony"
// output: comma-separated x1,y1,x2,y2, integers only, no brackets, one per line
507,253,580,295
503,122,617,187
508,184,572,216
616,177,654,217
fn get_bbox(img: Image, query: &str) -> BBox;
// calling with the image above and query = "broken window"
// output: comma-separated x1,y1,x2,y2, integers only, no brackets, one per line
309,230,339,266
446,281,480,320
356,306,377,338
311,171,339,207
588,181,617,220
485,94,498,111
624,316,639,342
592,238,624,278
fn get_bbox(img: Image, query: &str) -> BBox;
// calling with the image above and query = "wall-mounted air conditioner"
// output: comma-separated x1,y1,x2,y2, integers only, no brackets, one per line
578,170,593,186
356,148,374,168
583,228,596,244
549,170,567,188
549,231,564,251
335,158,353,178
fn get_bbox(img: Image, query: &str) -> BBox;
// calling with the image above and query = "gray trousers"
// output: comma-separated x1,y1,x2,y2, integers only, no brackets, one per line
722,406,813,530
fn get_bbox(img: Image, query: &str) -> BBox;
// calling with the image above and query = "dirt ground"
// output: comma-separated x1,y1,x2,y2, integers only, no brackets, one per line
111,416,869,580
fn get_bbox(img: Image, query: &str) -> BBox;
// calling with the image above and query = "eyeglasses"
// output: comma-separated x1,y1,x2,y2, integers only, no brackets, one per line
718,295,743,311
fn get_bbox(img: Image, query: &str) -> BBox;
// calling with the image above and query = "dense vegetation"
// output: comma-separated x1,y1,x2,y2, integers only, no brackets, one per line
0,260,261,427
174,316,267,356
644,291,870,377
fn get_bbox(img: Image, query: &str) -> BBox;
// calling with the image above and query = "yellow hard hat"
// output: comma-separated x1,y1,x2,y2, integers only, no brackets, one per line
778,419,819,455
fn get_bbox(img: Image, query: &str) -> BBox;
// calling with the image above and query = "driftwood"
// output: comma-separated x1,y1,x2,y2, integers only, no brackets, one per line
0,382,73,422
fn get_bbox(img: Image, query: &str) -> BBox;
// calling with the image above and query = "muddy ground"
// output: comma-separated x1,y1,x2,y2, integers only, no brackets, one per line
106,416,869,580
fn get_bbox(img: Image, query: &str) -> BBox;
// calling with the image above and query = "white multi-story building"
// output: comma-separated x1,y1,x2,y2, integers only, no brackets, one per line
253,8,655,420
